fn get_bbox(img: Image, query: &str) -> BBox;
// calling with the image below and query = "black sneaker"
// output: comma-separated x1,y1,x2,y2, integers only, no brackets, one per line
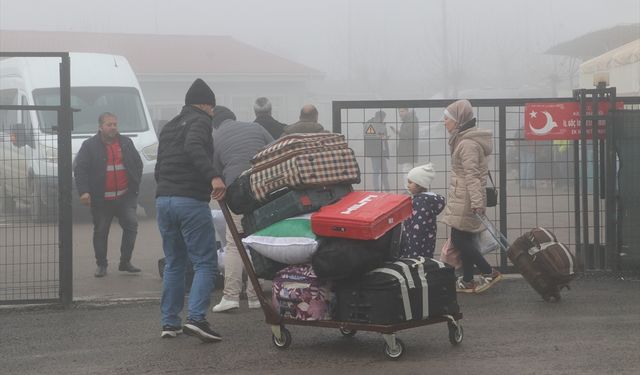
118,262,141,273
183,319,222,343
161,325,183,338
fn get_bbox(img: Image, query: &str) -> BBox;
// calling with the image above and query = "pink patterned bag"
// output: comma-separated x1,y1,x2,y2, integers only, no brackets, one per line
271,264,335,321
439,238,461,269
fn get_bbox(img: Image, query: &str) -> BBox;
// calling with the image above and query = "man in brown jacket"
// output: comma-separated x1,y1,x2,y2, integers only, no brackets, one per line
282,104,326,135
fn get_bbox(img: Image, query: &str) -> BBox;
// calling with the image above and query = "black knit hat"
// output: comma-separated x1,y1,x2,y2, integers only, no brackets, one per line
212,106,236,128
185,78,216,106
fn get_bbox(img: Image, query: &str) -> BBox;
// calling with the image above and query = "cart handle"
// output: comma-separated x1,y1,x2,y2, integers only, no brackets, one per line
219,200,283,325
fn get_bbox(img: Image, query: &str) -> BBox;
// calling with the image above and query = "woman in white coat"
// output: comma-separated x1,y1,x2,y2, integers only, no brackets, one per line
441,100,502,293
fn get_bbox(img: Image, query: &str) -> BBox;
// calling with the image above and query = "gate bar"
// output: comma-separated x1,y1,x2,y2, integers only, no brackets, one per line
58,54,73,306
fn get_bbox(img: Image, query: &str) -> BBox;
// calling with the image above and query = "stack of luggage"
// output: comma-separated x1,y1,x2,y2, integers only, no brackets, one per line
232,132,459,323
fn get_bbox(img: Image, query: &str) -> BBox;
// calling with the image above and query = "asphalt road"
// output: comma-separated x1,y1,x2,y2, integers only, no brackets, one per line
1,277,639,375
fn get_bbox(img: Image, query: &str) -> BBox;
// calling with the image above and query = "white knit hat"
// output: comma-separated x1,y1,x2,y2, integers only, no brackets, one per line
408,163,436,188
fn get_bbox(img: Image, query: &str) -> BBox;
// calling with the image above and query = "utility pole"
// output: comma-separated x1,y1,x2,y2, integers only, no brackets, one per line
441,0,449,98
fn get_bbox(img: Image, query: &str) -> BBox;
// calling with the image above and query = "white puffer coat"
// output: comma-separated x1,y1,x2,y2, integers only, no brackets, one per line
442,127,493,232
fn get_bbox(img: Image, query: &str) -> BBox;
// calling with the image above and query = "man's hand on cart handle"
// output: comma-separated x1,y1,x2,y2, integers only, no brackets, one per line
211,177,226,201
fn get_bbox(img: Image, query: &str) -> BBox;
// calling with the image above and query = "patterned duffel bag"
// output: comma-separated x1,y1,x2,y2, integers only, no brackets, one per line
250,147,360,202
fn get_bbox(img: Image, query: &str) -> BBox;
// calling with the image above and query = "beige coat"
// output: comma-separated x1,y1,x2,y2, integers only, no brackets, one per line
442,127,493,232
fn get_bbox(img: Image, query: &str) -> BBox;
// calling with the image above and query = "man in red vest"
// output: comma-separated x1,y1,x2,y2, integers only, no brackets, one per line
75,112,143,278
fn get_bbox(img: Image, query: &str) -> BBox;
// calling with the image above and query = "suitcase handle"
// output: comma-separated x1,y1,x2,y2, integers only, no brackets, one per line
474,212,510,252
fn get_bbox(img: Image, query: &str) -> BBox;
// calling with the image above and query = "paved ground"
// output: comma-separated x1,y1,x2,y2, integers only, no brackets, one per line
2,277,639,375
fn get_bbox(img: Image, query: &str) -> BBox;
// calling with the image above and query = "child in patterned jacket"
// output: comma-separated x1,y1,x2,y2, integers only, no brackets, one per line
400,163,446,259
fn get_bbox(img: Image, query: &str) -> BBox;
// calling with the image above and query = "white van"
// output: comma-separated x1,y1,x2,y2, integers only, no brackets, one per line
0,53,158,218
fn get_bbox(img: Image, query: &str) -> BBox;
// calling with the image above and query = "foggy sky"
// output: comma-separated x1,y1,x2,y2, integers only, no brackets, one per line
1,0,638,93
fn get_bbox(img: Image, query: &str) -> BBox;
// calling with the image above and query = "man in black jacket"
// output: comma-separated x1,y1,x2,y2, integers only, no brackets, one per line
253,97,286,139
74,112,143,278
155,78,226,343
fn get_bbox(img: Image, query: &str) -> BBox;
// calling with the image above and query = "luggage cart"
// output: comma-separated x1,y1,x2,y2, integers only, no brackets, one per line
220,201,463,360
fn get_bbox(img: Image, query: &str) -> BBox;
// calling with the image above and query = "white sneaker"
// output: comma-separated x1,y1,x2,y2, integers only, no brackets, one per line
248,299,261,309
212,297,239,313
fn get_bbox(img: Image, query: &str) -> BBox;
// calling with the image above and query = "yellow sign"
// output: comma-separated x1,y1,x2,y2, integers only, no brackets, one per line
365,125,376,135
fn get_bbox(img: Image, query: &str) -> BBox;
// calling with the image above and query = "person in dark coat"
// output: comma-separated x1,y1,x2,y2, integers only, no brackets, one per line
363,110,390,191
155,78,226,343
74,112,143,278
253,97,286,139
391,107,420,173
282,104,326,135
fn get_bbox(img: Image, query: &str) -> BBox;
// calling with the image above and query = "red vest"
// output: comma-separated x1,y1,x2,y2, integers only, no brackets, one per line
104,139,129,200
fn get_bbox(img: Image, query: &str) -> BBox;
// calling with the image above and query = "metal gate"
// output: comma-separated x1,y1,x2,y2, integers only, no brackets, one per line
0,52,73,305
607,109,640,271
333,97,640,271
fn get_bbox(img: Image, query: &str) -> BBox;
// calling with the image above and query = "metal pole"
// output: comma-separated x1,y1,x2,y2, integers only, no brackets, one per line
498,105,508,271
604,87,617,270
58,54,73,307
578,90,591,269
573,139,582,268
591,91,601,270
604,104,617,271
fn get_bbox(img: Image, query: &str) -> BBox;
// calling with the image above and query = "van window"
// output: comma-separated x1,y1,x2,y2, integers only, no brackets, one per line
33,87,149,134
0,89,19,134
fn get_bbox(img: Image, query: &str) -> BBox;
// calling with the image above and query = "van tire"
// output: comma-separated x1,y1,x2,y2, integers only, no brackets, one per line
1,183,15,216
29,176,54,222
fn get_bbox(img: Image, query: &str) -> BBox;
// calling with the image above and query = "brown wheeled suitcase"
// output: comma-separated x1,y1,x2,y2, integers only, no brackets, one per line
476,214,576,302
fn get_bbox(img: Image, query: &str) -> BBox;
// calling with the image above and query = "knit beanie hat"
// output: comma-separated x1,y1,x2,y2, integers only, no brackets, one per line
408,162,436,189
444,99,474,126
185,78,216,106
212,106,236,128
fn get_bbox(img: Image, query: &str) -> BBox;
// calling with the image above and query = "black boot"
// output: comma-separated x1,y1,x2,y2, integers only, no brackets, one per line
118,262,141,273
94,265,107,278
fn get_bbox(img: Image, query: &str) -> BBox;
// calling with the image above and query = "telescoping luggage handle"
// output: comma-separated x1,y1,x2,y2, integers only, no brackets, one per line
474,212,510,253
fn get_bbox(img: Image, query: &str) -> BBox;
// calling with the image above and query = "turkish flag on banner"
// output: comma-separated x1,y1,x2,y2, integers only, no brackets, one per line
524,101,624,140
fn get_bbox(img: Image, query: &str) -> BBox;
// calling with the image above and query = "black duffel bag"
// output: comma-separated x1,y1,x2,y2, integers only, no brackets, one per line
225,171,262,215
311,224,402,280
226,170,290,215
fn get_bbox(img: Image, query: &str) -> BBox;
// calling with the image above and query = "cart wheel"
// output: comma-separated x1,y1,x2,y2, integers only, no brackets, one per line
383,338,405,360
543,292,561,303
339,327,357,337
272,327,292,349
448,321,464,345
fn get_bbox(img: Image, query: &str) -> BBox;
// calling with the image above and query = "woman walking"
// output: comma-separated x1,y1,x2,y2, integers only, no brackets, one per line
441,100,502,293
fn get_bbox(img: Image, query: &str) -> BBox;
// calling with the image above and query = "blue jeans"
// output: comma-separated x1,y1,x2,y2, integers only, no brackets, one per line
519,151,535,188
157,196,217,326
369,156,390,191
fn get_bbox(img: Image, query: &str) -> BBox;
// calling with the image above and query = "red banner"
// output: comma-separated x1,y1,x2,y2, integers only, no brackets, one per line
524,101,623,140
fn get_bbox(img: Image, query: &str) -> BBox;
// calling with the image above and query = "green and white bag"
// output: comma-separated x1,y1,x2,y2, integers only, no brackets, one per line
242,214,318,264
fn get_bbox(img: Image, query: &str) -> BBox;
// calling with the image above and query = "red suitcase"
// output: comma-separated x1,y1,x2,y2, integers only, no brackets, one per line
310,191,412,240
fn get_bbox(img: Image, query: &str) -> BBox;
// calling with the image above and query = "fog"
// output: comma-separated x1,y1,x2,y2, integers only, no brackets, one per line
1,0,639,123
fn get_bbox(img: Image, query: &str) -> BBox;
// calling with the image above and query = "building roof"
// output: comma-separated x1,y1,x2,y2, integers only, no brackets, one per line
0,30,324,78
580,39,640,74
546,23,640,59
